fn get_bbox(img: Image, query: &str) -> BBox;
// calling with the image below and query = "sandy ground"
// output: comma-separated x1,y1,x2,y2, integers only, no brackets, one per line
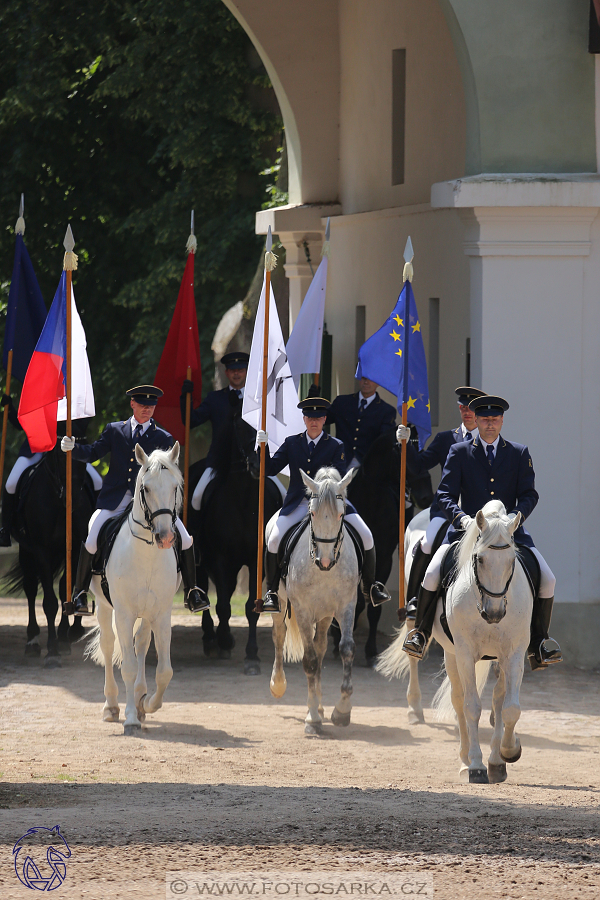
0,597,598,900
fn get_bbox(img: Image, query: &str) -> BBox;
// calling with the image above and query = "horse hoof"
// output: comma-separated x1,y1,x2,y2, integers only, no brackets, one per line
44,655,61,669
203,639,217,658
500,744,522,764
490,710,495,727
24,643,41,657
124,723,142,736
365,655,378,669
58,641,72,657
217,647,232,660
468,768,489,784
488,762,508,783
103,707,120,723
244,659,261,676
331,708,351,727
305,722,322,736
408,710,425,725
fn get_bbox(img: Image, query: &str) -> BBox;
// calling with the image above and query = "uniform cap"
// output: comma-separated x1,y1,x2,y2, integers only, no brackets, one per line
221,351,249,370
298,397,331,418
469,394,509,416
455,385,486,405
126,384,163,404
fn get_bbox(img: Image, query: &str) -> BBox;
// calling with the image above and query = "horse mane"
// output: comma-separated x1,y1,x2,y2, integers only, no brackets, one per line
308,467,346,517
454,500,516,588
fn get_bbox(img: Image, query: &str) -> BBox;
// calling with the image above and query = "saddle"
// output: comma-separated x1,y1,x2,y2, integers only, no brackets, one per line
277,516,365,582
438,542,541,650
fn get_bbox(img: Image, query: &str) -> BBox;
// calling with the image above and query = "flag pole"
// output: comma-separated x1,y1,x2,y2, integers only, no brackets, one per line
254,226,277,612
398,238,414,623
63,226,77,615
182,211,196,528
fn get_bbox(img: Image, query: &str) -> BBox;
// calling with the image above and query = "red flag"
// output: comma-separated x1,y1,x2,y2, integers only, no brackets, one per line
153,252,201,444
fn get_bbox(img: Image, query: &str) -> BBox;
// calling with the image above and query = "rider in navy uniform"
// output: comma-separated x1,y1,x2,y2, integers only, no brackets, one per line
61,385,209,616
258,397,391,613
403,386,486,607
327,376,397,469
403,395,562,671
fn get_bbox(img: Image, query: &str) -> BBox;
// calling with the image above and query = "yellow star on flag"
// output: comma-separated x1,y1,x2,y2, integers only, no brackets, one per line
407,397,416,410
393,315,404,327
395,348,402,357
412,321,421,333
427,400,431,412
389,330,401,342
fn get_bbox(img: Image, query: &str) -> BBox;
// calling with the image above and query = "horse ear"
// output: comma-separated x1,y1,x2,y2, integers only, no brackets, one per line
338,466,358,493
135,444,149,467
476,509,487,532
300,469,319,495
169,441,180,464
508,511,522,534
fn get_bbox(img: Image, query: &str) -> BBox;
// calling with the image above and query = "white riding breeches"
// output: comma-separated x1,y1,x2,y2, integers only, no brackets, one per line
422,543,556,598
267,499,374,554
192,466,287,510
6,454,42,493
421,516,447,554
86,464,103,491
85,492,193,554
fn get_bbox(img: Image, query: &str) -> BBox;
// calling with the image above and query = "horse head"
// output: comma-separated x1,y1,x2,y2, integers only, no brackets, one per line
301,467,356,570
134,443,182,549
458,502,522,624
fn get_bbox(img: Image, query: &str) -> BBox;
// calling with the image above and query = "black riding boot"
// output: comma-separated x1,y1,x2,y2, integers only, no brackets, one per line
0,488,16,547
528,596,562,670
181,546,210,613
405,542,432,619
362,546,391,607
262,550,281,613
402,585,440,659
71,544,95,616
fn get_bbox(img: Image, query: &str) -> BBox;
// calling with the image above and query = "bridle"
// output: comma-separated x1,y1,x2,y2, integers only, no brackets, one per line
129,466,181,545
473,537,516,621
309,492,346,571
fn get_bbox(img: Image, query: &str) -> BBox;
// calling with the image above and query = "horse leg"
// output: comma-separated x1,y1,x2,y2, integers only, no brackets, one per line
133,619,152,719
297,613,322,733
454,645,488,783
407,655,425,725
313,616,332,719
329,618,341,657
214,566,237,655
487,665,508,783
56,572,71,653
365,597,381,666
142,612,173,716
23,561,41,656
114,609,141,733
332,606,355,726
444,651,471,779
244,562,261,675
201,609,216,655
97,601,120,722
38,562,60,667
269,607,288,699
499,652,524,765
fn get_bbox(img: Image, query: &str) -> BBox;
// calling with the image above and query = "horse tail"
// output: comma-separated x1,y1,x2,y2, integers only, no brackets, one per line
283,605,304,663
433,658,493,722
2,560,28,596
375,624,431,680
83,614,124,667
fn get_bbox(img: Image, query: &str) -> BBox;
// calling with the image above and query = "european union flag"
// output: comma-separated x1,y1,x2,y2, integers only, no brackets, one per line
3,234,47,384
356,280,431,449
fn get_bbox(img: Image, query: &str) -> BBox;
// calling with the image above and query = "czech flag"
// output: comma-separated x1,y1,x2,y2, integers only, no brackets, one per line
18,273,68,452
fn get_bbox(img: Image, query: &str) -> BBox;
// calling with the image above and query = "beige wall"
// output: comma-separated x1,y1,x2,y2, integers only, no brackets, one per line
339,0,466,214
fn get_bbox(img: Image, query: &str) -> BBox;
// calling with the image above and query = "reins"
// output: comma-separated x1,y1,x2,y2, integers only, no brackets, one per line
472,537,516,620
309,492,346,571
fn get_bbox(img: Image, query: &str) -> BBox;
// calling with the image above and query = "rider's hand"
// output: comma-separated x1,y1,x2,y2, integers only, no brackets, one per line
257,430,268,444
396,424,411,442
460,515,473,530
61,435,75,452
181,379,194,395
0,393,11,408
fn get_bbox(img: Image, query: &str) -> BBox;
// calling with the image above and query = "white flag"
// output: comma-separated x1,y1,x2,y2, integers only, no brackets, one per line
286,255,328,390
242,272,304,456
57,287,95,421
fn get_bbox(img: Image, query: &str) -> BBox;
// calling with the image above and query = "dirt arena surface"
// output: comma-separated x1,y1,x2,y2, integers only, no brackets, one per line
0,596,598,899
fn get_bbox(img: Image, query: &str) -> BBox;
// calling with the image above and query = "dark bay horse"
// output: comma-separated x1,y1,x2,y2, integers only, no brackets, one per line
189,414,282,674
4,441,95,666
333,429,434,665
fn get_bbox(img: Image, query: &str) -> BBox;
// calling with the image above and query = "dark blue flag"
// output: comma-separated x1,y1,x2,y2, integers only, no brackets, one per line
356,280,431,449
3,234,47,384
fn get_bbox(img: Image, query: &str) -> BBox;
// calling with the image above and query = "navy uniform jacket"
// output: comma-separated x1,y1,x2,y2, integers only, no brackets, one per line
71,419,173,510
182,387,241,468
436,436,539,547
266,432,354,515
408,425,474,519
327,392,396,464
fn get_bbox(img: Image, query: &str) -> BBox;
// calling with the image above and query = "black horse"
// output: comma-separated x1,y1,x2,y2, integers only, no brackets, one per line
4,440,95,666
189,413,282,674
333,429,434,664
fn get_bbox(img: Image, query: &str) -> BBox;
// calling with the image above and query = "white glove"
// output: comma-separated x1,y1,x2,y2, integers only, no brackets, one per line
257,430,268,445
61,435,75,452
396,424,411,442
460,515,473,530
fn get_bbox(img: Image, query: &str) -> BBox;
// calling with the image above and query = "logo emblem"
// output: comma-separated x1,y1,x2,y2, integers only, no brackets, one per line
13,825,71,891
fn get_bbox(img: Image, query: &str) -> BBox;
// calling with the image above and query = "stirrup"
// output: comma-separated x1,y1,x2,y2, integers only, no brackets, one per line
528,637,562,671
370,581,391,607
185,588,210,613
402,627,427,660
73,590,95,617
262,590,280,613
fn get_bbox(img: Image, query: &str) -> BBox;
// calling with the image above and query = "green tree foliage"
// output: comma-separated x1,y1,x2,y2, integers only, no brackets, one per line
0,0,281,463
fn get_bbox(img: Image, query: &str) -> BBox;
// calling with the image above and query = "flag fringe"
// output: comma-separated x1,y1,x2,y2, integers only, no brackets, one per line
265,250,278,272
63,251,78,272
186,234,197,255
403,261,413,283
15,216,25,236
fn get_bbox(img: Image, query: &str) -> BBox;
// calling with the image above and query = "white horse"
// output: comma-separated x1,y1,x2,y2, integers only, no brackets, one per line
85,444,182,735
267,467,360,735
379,500,531,784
